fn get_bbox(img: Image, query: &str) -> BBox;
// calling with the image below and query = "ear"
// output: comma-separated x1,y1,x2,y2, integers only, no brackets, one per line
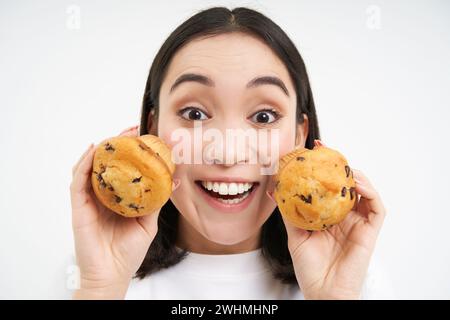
295,113,309,148
146,108,158,135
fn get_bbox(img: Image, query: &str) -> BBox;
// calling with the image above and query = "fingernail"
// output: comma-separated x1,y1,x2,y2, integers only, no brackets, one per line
266,190,277,204
172,178,181,191
314,139,325,147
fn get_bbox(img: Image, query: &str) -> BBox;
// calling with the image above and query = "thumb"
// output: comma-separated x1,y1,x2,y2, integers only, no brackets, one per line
265,190,276,204
136,209,160,241
281,213,311,237
172,178,181,192
137,178,180,239
119,125,139,137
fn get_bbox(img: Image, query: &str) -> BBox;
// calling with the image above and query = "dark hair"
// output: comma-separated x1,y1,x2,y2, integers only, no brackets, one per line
136,6,320,284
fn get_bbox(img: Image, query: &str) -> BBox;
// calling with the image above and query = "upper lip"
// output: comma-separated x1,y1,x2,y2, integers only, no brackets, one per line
195,177,259,183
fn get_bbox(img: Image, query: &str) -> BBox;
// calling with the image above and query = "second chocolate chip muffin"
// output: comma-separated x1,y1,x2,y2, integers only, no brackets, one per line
274,146,356,231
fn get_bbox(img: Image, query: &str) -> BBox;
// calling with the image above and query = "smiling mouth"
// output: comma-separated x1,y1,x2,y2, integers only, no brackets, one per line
195,180,259,205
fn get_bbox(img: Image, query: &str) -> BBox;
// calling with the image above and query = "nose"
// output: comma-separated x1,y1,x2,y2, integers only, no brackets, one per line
204,138,251,166
199,114,278,169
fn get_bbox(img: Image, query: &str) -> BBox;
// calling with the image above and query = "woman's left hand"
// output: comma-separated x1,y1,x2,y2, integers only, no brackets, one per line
280,140,387,300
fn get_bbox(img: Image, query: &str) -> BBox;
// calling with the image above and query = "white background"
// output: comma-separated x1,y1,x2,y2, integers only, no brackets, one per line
1,0,449,299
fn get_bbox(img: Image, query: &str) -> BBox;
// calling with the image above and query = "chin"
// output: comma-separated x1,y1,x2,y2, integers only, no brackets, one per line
201,221,259,246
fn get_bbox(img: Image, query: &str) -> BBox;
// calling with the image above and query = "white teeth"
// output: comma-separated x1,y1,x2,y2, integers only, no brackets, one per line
218,183,228,195
217,191,250,204
200,181,254,195
228,183,238,195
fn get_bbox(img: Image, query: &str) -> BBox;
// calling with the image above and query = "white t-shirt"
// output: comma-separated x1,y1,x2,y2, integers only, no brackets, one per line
125,248,394,300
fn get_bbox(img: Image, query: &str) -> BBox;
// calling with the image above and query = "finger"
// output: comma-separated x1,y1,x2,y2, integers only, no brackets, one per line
354,181,385,215
354,176,386,229
72,143,94,178
119,125,139,137
350,168,363,211
70,144,96,205
352,168,375,190
136,210,160,241
351,192,359,211
172,178,181,192
266,190,277,205
314,139,326,147
280,214,312,253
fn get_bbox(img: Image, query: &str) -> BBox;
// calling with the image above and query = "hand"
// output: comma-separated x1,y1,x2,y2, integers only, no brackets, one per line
272,140,387,299
70,125,179,299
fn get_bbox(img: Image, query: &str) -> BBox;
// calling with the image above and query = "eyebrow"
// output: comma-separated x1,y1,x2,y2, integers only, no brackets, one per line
169,73,290,97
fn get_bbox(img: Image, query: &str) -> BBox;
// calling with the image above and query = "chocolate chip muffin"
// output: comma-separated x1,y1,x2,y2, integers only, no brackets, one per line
274,146,356,231
91,135,175,217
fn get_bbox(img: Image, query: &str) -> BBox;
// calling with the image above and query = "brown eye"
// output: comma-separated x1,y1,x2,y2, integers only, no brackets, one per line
250,109,279,124
179,107,209,121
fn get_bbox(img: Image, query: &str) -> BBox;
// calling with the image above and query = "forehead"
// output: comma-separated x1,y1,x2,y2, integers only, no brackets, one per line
161,32,294,95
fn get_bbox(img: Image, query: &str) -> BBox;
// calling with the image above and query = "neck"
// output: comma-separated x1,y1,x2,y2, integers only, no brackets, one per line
176,214,261,255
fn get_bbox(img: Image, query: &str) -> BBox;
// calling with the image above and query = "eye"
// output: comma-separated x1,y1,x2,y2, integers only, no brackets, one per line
249,109,280,124
178,107,210,121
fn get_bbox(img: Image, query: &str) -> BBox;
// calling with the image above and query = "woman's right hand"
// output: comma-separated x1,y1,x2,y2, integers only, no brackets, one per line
70,126,174,299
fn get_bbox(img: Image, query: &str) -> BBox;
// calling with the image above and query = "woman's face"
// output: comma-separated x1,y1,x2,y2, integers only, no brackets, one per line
154,32,308,251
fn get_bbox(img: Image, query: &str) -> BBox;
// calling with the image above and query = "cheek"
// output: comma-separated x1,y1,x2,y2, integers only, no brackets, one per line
279,128,297,154
157,119,180,150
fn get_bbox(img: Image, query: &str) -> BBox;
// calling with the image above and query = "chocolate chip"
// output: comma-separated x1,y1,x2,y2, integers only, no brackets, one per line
108,185,114,192
345,165,350,178
96,172,107,188
296,156,305,161
144,189,151,193
322,224,327,229
132,176,142,183
156,152,160,156
350,187,356,200
282,199,285,203
299,194,312,204
96,171,107,189
341,187,347,197
128,203,139,211
114,195,122,203
105,143,115,152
